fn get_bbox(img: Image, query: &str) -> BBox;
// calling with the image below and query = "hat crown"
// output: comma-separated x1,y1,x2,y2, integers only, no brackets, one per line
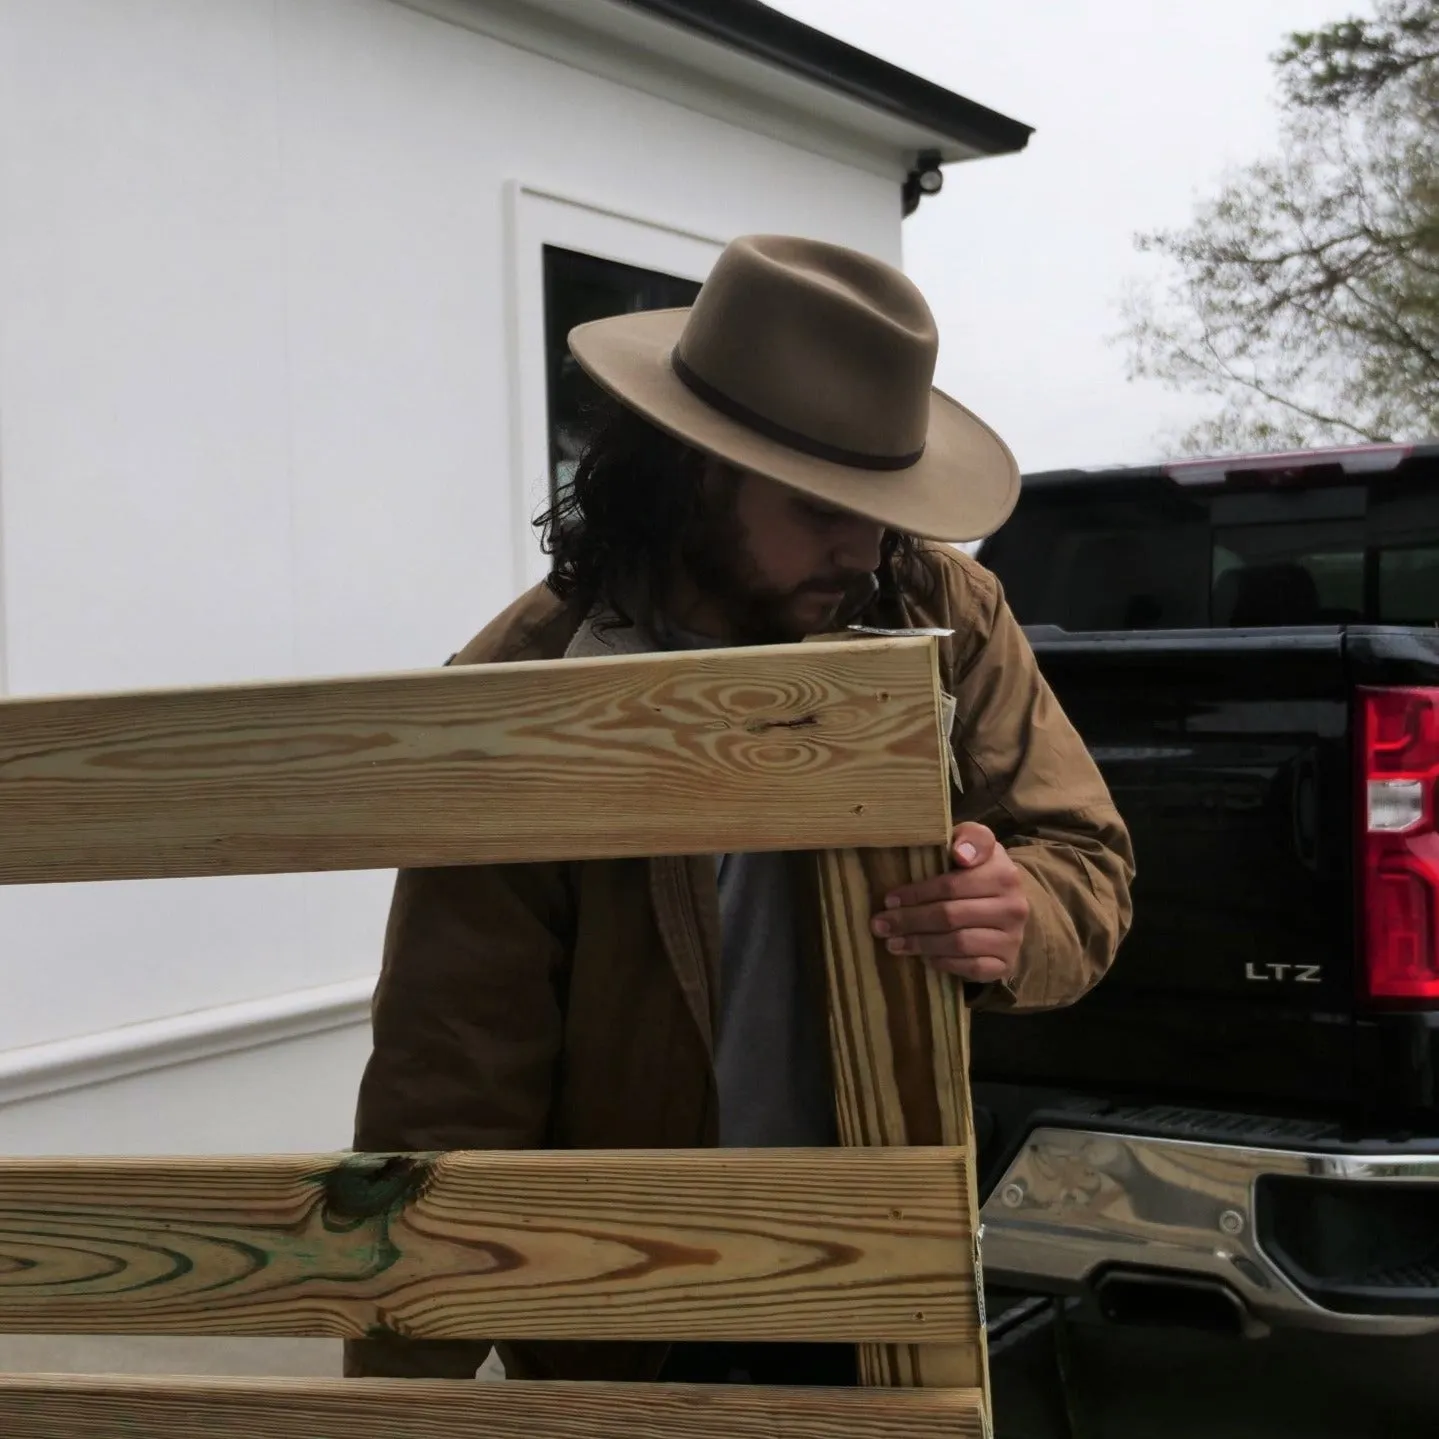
672,235,938,467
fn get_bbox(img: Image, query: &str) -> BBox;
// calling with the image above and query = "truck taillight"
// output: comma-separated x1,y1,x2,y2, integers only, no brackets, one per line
1360,688,1439,1002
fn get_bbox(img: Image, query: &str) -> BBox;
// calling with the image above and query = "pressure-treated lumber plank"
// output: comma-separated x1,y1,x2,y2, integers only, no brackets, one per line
0,637,949,885
0,1147,974,1343
817,847,991,1405
0,1375,989,1439
820,849,972,1152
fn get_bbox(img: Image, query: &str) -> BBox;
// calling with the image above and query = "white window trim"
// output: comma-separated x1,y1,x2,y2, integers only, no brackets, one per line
0,450,8,696
503,181,724,595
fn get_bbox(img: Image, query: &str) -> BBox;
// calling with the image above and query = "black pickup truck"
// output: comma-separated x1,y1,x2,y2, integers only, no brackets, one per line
971,441,1439,1343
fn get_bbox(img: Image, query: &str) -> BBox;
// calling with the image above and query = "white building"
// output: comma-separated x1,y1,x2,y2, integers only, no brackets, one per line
0,0,1029,1160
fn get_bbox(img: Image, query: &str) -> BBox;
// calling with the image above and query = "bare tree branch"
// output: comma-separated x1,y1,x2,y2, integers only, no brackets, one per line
1119,0,1439,455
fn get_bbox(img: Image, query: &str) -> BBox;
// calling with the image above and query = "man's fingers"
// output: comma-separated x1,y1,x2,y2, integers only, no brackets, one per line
883,863,1017,909
872,897,1022,939
878,927,1016,961
928,955,1012,983
882,825,1008,909
951,822,997,868
870,823,1023,987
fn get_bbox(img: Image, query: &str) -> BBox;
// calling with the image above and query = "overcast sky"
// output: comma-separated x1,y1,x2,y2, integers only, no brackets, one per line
770,0,1345,472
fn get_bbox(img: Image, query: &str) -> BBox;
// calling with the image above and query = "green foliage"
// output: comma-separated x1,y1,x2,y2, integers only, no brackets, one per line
1282,0,1439,108
1123,1,1439,455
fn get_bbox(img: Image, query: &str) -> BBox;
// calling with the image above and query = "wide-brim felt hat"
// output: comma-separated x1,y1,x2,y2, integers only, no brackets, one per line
567,233,1019,543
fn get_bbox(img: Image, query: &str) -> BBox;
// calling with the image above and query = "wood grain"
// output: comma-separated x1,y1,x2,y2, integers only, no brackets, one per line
819,849,972,1152
0,1375,989,1439
0,638,950,885
817,847,991,1408
0,1148,974,1344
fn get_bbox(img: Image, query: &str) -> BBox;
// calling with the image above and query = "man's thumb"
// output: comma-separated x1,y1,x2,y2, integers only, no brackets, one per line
952,822,996,867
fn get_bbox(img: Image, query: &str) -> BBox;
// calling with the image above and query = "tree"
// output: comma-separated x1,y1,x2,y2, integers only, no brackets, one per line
1281,0,1439,107
1123,0,1439,455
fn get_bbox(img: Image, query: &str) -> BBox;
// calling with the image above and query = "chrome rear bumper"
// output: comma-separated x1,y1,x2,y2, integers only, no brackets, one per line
979,1127,1439,1337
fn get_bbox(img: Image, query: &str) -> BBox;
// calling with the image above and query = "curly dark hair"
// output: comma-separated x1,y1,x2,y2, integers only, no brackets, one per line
535,399,936,633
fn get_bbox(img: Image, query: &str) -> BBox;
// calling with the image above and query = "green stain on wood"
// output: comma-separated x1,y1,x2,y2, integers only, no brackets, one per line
0,1155,448,1318
319,1153,437,1228
306,1153,439,1281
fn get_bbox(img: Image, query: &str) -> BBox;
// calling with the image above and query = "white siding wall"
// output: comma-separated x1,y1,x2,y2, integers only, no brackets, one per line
0,0,900,1154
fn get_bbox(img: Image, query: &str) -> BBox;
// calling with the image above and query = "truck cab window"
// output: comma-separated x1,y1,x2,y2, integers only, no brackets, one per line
1378,544,1439,624
1371,487,1439,624
983,486,1210,631
1211,522,1363,626
990,468,1439,631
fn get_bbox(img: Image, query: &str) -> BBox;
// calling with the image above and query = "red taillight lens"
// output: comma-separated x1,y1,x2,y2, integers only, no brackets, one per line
1360,687,1439,1001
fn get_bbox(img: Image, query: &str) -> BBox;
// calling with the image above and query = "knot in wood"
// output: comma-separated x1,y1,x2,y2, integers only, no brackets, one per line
319,1154,435,1226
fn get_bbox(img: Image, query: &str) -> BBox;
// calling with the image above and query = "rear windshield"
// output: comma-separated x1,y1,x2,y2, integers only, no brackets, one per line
981,473,1439,631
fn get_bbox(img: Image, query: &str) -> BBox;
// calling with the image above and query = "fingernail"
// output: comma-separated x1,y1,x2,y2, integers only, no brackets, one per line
957,842,978,864
886,938,907,955
885,894,901,909
871,918,891,937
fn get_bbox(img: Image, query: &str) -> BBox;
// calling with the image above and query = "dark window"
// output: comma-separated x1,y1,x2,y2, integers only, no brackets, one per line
984,471,1439,631
1370,484,1439,625
981,483,1211,631
542,246,702,502
1211,522,1363,626
1379,545,1439,624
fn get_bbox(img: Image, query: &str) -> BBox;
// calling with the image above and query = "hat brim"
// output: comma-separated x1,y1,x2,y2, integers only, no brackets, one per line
568,308,1019,544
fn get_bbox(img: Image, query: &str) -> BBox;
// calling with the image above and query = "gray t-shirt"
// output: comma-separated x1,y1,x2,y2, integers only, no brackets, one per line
712,850,838,1147
661,623,837,1148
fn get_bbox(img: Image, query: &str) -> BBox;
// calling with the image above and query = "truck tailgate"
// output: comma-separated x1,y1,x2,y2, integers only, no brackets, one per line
972,627,1357,1112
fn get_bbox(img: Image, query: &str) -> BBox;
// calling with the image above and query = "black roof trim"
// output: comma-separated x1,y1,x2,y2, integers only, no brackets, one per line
614,0,1032,158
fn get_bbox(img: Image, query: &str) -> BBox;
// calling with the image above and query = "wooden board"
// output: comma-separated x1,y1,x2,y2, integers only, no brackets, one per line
0,1375,989,1439
820,849,972,1152
0,1147,974,1343
0,637,949,885
817,847,991,1405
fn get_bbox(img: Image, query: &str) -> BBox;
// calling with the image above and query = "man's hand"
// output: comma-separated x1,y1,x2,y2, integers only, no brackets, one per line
869,822,1029,984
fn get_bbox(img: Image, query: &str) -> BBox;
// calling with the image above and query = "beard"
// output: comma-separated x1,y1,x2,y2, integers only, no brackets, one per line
676,486,875,645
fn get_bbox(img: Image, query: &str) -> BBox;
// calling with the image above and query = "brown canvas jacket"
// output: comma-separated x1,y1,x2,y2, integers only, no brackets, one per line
343,546,1134,1383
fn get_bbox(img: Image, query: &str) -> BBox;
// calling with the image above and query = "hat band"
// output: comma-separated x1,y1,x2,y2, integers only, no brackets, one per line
671,351,925,472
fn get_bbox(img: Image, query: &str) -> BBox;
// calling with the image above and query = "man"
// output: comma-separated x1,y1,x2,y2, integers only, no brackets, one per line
345,234,1134,1387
